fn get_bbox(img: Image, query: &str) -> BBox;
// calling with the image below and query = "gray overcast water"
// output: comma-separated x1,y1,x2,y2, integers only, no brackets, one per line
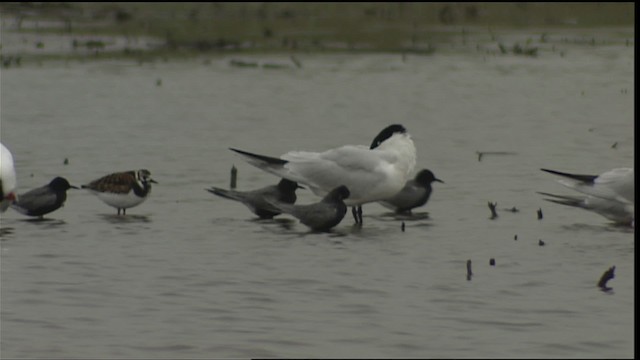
0,28,634,358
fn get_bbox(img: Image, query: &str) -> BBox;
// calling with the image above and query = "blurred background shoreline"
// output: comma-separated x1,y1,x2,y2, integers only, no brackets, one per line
0,2,634,65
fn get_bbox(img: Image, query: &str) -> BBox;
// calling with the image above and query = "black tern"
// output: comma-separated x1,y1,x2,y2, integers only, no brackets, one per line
11,177,77,217
267,185,350,232
206,178,301,219
379,169,443,214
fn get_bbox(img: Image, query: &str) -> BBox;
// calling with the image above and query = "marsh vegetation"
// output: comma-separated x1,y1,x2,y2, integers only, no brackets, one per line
0,2,634,63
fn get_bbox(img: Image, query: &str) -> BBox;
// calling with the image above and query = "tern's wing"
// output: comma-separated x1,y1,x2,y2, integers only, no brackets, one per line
207,185,284,217
11,186,56,214
282,145,391,200
538,191,633,224
206,187,248,202
543,168,634,205
593,168,634,203
267,198,344,231
379,182,427,211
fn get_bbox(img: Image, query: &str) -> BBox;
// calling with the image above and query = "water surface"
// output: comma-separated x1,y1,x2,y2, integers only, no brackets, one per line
0,28,634,358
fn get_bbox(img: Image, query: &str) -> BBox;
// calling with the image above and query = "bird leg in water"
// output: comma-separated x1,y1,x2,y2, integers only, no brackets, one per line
351,206,363,225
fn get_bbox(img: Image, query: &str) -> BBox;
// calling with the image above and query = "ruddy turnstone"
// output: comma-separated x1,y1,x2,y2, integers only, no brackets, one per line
11,177,77,218
82,169,157,215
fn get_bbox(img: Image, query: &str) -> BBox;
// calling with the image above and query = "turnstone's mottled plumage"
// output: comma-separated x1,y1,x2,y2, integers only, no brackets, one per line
206,178,301,219
1,142,18,212
11,177,77,218
82,169,157,215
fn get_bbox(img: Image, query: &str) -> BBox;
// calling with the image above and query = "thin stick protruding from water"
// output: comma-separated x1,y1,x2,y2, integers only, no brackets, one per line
488,202,498,219
230,165,237,189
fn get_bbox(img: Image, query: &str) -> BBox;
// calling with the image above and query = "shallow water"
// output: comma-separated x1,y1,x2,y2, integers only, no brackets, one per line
0,28,634,358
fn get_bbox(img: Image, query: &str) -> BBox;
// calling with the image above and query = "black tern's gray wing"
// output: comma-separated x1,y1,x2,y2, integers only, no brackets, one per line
380,181,429,213
11,186,56,215
206,187,248,202
273,201,345,231
301,202,347,231
207,185,282,218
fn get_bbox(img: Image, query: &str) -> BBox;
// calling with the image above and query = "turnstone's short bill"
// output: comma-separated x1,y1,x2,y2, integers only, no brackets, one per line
12,177,78,218
82,169,157,215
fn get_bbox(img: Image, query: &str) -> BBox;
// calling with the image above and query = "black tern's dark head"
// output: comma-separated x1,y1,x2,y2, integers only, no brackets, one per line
278,178,304,191
49,177,78,191
327,185,350,201
369,124,407,149
415,169,444,186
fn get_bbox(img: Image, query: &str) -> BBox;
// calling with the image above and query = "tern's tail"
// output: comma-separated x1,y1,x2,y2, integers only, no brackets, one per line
540,168,597,184
230,148,287,167
206,187,243,202
229,147,296,181
537,191,585,208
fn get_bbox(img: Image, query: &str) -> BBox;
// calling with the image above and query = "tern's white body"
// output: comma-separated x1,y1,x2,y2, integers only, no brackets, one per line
541,167,634,225
233,129,416,206
556,167,633,204
1,143,18,212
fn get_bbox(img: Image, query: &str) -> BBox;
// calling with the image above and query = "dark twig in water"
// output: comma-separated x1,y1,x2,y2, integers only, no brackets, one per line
504,206,519,213
230,165,237,189
466,260,473,281
611,142,618,149
597,266,615,291
488,202,498,219
538,239,545,246
537,208,543,220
